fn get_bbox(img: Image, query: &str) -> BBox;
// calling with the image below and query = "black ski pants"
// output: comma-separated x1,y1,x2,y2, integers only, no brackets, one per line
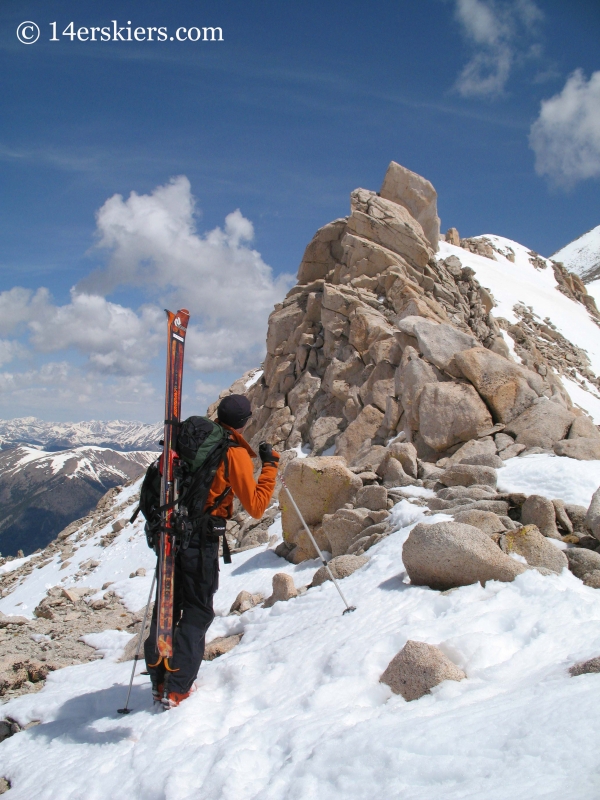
144,532,219,695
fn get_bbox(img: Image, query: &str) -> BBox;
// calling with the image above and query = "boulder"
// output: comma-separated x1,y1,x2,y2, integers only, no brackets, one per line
380,640,465,701
586,487,600,542
554,438,600,460
452,510,507,535
379,161,441,250
204,634,243,661
408,318,479,376
570,656,600,677
499,443,526,460
403,521,527,590
280,457,362,560
378,456,417,488
356,484,388,511
454,347,541,423
500,524,567,574
567,416,600,441
583,571,600,589
388,441,419,478
565,548,600,581
495,432,515,452
311,554,369,587
566,503,591,534
322,507,372,557
229,590,264,615
443,438,497,467
439,464,497,489
263,573,299,608
437,486,496,501
504,401,575,449
552,499,573,535
459,453,504,469
418,382,493,452
335,405,385,464
521,495,560,539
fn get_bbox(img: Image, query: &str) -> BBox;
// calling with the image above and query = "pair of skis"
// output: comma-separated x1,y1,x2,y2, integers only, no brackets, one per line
154,308,190,668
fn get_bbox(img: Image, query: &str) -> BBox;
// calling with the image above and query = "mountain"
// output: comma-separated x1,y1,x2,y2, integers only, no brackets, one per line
0,418,162,452
0,445,156,557
1,162,600,798
552,224,600,284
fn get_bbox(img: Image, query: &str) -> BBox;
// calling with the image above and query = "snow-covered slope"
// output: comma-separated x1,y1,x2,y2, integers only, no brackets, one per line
552,224,600,284
0,446,156,557
438,237,600,421
1,458,600,798
0,418,162,452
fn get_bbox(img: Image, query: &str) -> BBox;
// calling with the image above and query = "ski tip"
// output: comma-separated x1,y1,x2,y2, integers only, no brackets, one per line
117,708,131,715
342,605,357,615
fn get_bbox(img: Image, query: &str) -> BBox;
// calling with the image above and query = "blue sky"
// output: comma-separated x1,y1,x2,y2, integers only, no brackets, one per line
0,0,598,423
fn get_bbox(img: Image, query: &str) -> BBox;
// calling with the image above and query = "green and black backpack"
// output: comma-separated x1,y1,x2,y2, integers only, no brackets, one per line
134,416,236,561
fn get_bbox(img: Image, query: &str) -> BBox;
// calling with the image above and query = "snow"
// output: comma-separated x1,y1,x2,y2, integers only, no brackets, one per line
552,224,600,281
244,369,264,389
560,376,600,423
3,487,600,798
438,239,600,378
497,453,600,507
0,555,32,575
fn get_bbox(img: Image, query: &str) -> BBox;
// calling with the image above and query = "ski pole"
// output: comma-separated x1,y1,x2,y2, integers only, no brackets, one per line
118,569,157,714
280,477,356,615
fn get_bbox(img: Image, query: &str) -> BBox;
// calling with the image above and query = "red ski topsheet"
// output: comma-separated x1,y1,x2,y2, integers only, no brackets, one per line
156,308,190,660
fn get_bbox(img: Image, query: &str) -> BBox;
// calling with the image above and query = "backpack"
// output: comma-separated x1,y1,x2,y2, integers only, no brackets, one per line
133,416,235,561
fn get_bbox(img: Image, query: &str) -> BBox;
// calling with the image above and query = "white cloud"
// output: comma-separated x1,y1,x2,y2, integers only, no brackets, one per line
79,175,293,375
0,361,159,420
453,0,543,97
530,70,600,188
0,176,292,421
28,291,163,376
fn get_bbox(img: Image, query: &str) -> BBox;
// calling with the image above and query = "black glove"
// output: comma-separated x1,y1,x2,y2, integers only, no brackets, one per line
259,441,280,467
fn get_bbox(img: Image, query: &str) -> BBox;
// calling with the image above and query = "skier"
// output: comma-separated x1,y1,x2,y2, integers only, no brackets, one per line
144,394,280,709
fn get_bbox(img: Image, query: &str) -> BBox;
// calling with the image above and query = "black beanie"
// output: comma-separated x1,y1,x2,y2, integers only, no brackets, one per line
217,394,252,429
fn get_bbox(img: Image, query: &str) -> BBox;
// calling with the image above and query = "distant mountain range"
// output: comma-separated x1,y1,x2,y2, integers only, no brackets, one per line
0,417,162,452
552,224,600,284
0,445,156,557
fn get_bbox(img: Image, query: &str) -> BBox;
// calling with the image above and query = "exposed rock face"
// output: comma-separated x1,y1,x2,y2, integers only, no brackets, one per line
418,382,492,452
279,457,362,561
379,162,441,251
205,162,594,562
311,554,369,587
454,347,542,424
403,521,527,590
504,401,575,449
500,525,567,574
380,640,465,700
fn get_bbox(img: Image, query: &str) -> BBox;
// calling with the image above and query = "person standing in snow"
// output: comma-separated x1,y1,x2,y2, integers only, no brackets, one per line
144,394,280,709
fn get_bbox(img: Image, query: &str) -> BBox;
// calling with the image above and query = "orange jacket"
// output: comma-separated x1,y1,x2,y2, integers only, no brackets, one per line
205,425,279,520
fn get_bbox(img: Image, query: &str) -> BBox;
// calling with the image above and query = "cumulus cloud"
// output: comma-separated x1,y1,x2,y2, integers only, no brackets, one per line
530,70,600,188
79,176,292,376
0,176,291,421
453,0,543,97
